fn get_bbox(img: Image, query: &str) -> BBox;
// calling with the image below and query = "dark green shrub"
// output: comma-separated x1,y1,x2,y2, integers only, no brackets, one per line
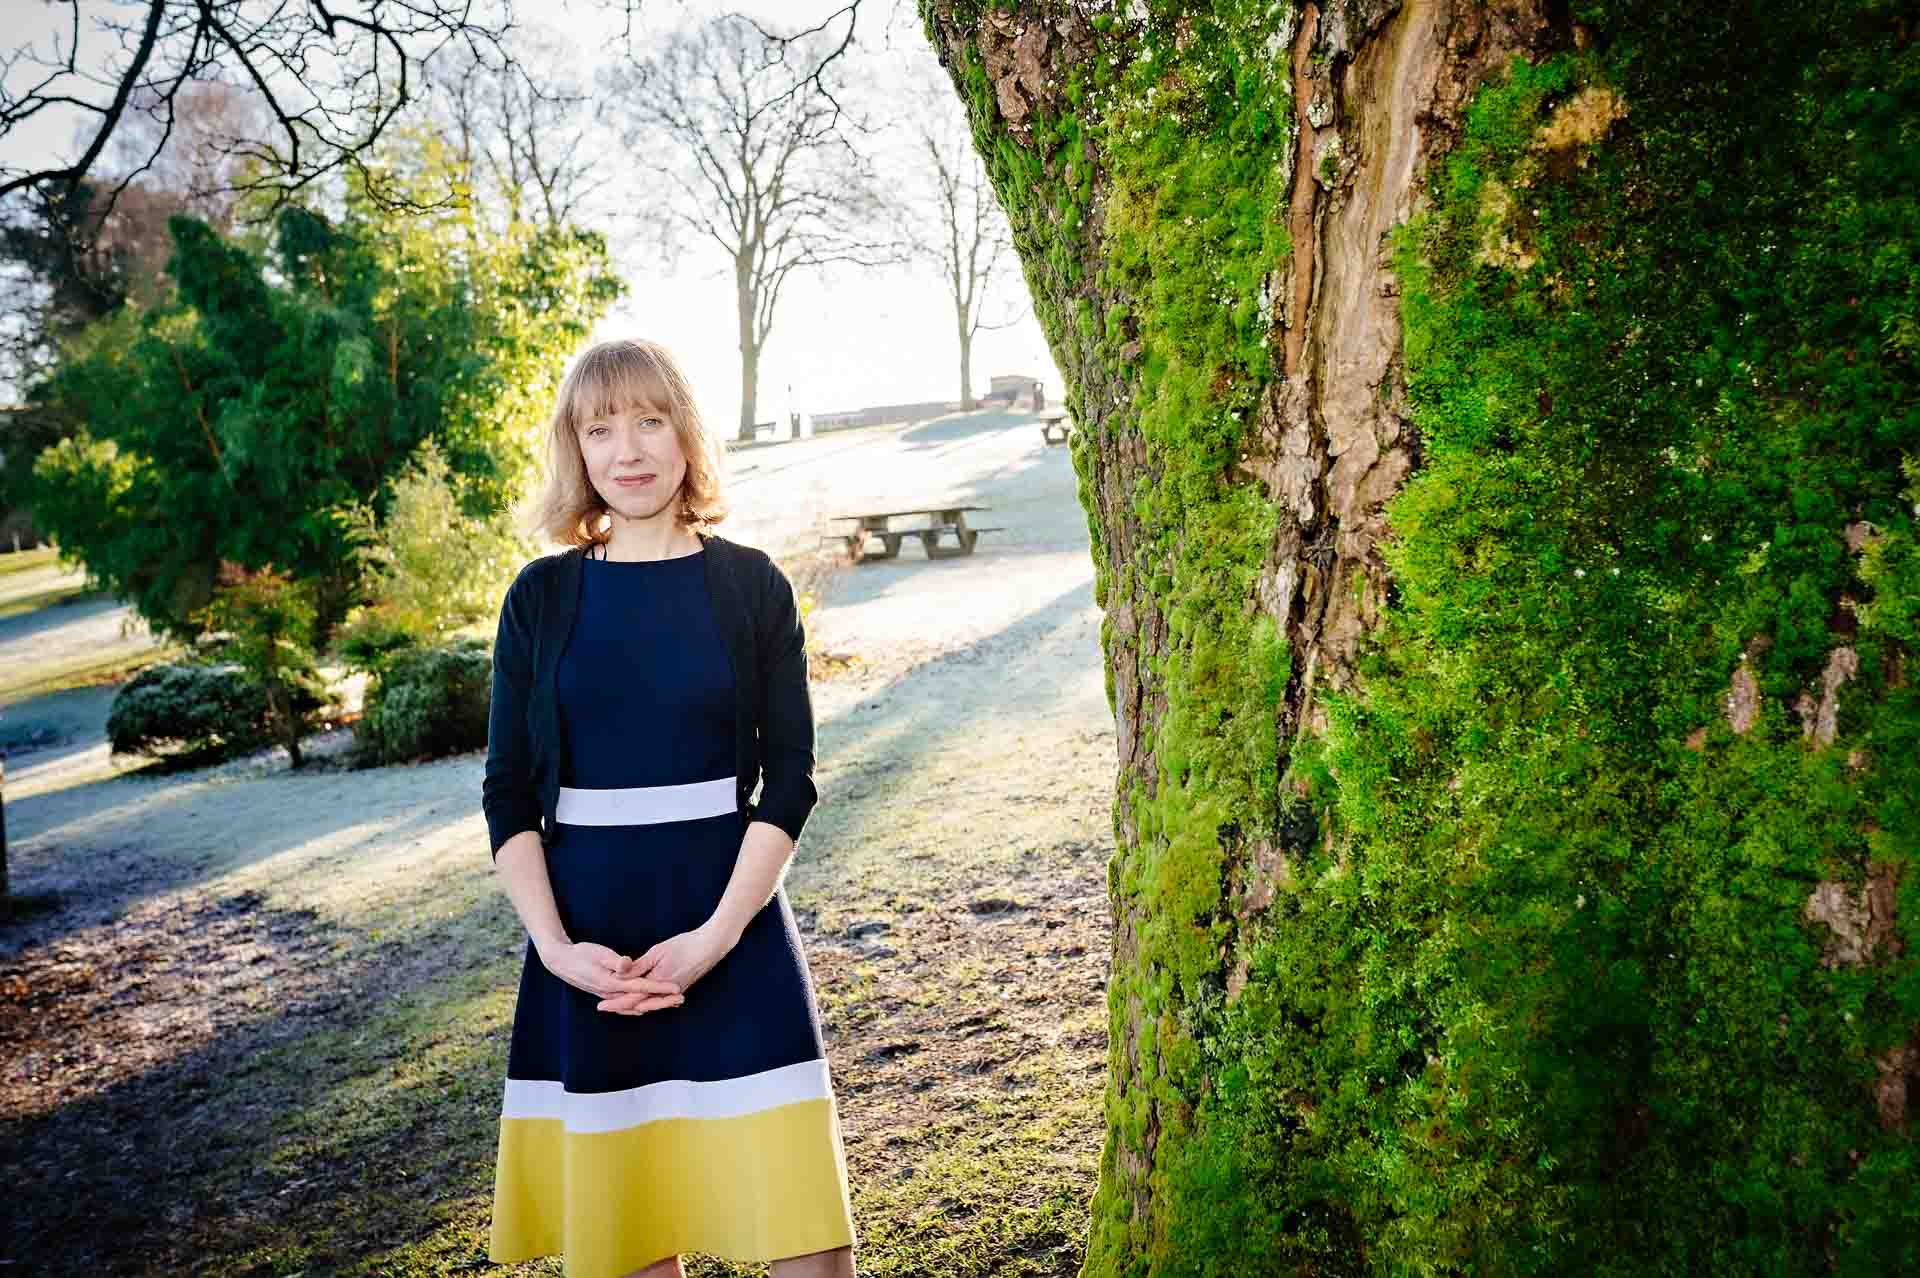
107,660,317,762
327,601,423,680
352,636,492,766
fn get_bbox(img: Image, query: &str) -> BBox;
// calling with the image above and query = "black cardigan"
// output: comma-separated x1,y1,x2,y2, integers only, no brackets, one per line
480,529,819,858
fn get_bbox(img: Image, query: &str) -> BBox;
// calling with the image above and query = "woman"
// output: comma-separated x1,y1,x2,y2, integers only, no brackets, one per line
480,337,858,1278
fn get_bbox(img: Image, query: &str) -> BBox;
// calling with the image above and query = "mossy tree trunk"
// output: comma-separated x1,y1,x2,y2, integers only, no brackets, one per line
923,1,1918,1272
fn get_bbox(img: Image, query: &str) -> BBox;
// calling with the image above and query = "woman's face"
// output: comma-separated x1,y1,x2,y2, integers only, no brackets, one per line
577,399,690,521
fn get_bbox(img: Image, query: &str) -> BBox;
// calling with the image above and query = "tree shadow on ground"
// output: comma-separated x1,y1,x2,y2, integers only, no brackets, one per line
0,876,521,1275
1,743,482,958
898,407,1041,450
2,562,1113,1276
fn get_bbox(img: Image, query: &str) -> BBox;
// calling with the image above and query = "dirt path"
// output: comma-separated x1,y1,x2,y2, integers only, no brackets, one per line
0,409,1118,1276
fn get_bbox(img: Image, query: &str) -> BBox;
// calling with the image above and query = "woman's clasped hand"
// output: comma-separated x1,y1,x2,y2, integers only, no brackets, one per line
537,938,686,1015
535,922,738,1016
600,922,737,1015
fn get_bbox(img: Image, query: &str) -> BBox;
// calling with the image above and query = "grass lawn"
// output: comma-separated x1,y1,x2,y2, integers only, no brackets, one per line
3,731,1111,1276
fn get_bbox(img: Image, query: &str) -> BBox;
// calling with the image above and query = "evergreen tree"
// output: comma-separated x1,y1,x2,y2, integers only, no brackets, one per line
28,196,620,644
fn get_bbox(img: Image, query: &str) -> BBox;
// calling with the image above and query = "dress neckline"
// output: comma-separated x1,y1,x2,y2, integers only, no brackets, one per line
584,544,706,564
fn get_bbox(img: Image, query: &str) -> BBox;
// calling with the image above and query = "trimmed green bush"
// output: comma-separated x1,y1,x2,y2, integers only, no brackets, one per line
352,636,492,766
106,660,302,762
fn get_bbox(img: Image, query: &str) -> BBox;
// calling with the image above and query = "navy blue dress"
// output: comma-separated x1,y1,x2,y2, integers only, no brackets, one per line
489,544,855,1276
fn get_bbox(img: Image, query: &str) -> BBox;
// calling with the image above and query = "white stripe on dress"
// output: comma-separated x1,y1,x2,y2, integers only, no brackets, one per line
500,1057,832,1133
555,775,738,825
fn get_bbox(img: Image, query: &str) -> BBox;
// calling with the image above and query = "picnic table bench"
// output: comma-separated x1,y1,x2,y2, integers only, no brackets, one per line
818,505,1003,561
1039,413,1073,445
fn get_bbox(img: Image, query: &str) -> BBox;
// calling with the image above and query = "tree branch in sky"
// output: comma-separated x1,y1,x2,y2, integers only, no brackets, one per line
0,0,514,218
600,9,900,438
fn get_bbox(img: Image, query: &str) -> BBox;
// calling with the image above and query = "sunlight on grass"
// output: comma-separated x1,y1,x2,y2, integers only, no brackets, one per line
0,545,61,579
0,642,179,706
0,579,97,618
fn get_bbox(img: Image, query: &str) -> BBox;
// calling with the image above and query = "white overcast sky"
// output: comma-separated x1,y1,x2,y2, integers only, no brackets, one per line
0,0,1063,427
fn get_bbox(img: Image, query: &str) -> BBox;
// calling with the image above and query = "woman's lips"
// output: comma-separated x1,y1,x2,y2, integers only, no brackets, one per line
615,475,656,487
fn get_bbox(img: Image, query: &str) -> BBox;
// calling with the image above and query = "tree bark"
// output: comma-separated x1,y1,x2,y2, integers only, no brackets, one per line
929,0,1920,1272
921,0,1553,1267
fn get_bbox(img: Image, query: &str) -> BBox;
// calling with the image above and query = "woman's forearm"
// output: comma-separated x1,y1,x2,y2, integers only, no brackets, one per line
494,829,570,955
705,819,796,945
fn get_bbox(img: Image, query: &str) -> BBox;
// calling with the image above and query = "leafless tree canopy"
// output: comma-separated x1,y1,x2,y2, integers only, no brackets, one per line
891,56,1020,409
0,78,285,401
103,79,268,228
600,10,897,437
0,0,513,216
424,30,597,234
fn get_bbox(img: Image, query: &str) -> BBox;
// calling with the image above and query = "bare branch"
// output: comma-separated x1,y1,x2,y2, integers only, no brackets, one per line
0,0,514,220
418,32,600,236
0,0,169,204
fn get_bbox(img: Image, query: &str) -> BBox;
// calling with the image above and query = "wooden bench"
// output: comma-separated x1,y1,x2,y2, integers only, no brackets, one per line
1039,413,1072,445
818,506,1003,561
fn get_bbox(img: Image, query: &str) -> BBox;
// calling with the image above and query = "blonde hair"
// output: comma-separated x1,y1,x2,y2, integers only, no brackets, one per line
521,338,731,549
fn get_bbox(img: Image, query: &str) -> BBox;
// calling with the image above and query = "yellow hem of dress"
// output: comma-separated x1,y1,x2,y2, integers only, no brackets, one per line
488,1097,856,1277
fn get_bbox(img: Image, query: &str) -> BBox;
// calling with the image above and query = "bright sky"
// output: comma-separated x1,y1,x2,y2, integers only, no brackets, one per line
0,0,1063,428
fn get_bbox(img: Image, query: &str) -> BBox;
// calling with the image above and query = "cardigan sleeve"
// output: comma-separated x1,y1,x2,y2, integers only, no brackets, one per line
482,563,544,859
751,554,820,844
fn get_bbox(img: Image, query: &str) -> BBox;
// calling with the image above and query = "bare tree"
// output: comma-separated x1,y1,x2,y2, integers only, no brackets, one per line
601,12,895,441
895,57,1020,411
425,29,597,237
0,0,512,218
105,79,271,232
1,81,269,406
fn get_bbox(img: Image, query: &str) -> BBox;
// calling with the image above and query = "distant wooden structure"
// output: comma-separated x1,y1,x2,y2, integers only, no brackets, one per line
819,506,1003,561
1039,412,1072,445
984,373,1045,412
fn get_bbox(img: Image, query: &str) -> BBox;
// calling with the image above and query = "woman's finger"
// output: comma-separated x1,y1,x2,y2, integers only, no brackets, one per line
569,965,636,999
599,992,684,1015
595,983,676,1004
604,972,683,996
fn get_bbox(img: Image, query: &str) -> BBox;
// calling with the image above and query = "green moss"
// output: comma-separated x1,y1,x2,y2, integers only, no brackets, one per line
1013,5,1303,1273
946,0,1916,1272
1187,8,1920,1274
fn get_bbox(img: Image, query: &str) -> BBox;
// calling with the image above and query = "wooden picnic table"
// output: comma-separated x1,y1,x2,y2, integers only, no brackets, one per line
818,505,1003,561
1039,413,1072,445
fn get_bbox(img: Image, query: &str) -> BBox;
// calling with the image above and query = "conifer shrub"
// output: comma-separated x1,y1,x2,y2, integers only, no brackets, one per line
351,636,492,766
106,660,311,762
